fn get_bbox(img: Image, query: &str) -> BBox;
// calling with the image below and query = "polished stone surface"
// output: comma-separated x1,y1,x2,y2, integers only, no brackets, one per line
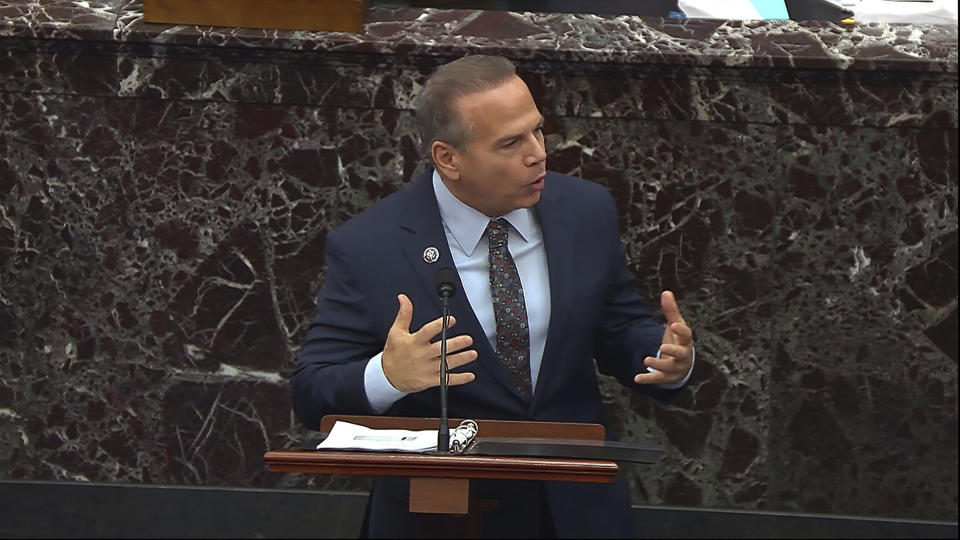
0,0,956,522
3,480,957,538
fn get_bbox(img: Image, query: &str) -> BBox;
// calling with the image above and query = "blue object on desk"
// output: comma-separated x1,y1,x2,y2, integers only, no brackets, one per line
751,0,791,18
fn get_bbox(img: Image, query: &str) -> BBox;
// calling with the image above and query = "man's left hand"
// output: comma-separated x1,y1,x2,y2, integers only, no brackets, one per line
634,291,694,386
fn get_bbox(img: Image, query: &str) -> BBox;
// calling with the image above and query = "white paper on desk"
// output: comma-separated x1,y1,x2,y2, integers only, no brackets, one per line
316,421,440,453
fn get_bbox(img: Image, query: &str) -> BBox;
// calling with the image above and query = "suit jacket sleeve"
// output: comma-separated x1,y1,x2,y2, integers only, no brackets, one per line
290,227,379,430
590,190,688,403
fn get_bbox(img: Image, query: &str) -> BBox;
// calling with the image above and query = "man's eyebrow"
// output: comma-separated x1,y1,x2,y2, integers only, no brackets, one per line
493,116,545,146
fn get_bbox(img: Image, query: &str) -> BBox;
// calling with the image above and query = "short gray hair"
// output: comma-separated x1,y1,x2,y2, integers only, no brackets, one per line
415,55,517,160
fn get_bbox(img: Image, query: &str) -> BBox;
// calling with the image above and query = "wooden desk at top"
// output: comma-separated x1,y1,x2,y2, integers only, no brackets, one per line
142,0,370,32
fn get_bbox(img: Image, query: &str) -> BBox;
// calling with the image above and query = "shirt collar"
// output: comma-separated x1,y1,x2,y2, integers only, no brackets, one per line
432,170,536,257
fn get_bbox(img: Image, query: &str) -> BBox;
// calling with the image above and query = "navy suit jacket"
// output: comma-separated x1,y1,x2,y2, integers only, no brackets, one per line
292,169,681,537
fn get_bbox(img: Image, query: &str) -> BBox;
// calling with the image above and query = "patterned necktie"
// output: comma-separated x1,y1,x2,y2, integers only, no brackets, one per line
487,218,532,398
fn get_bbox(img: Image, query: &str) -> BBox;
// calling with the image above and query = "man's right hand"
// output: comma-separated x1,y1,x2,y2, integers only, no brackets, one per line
381,294,478,393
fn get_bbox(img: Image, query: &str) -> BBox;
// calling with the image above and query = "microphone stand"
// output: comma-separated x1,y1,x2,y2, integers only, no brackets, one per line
433,267,457,454
437,291,451,454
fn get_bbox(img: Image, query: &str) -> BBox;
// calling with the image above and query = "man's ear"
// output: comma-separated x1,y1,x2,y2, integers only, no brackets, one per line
431,141,461,181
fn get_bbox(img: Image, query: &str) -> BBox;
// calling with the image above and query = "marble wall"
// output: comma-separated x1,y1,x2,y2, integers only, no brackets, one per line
1,0,957,522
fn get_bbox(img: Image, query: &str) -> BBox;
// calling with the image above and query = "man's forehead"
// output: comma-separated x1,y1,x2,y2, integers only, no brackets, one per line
452,75,522,101
454,77,536,115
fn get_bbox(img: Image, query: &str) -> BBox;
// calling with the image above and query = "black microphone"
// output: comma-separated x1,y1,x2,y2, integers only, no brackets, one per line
434,267,457,453
435,267,457,299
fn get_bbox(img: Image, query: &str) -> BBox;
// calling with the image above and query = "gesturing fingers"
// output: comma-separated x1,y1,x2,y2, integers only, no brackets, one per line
382,294,477,393
660,290,686,326
634,292,695,387
666,322,693,346
445,347,478,369
430,333,473,358
634,343,692,385
634,370,669,385
390,294,414,335
415,312,457,342
659,343,690,359
446,372,477,387
422,348,477,389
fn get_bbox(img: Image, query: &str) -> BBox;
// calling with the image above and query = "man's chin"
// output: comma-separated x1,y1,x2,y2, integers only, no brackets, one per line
522,191,543,208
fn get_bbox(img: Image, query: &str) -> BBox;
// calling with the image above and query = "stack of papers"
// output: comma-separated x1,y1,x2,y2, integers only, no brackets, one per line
316,421,441,453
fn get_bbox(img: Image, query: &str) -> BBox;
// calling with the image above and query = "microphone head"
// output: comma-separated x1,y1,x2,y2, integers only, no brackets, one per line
434,267,458,299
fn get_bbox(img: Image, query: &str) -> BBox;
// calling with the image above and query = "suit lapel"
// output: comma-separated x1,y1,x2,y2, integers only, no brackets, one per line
531,178,575,410
397,172,453,318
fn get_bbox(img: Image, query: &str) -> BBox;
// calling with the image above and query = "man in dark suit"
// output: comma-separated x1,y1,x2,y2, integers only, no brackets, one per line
291,55,694,538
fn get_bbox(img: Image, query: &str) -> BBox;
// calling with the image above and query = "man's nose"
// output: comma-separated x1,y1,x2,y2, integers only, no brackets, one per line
525,137,546,166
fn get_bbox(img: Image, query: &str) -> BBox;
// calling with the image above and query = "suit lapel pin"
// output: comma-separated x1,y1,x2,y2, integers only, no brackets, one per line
422,246,440,264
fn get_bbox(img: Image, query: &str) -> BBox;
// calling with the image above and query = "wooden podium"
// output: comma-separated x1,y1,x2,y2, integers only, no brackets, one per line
264,415,621,516
142,0,369,33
